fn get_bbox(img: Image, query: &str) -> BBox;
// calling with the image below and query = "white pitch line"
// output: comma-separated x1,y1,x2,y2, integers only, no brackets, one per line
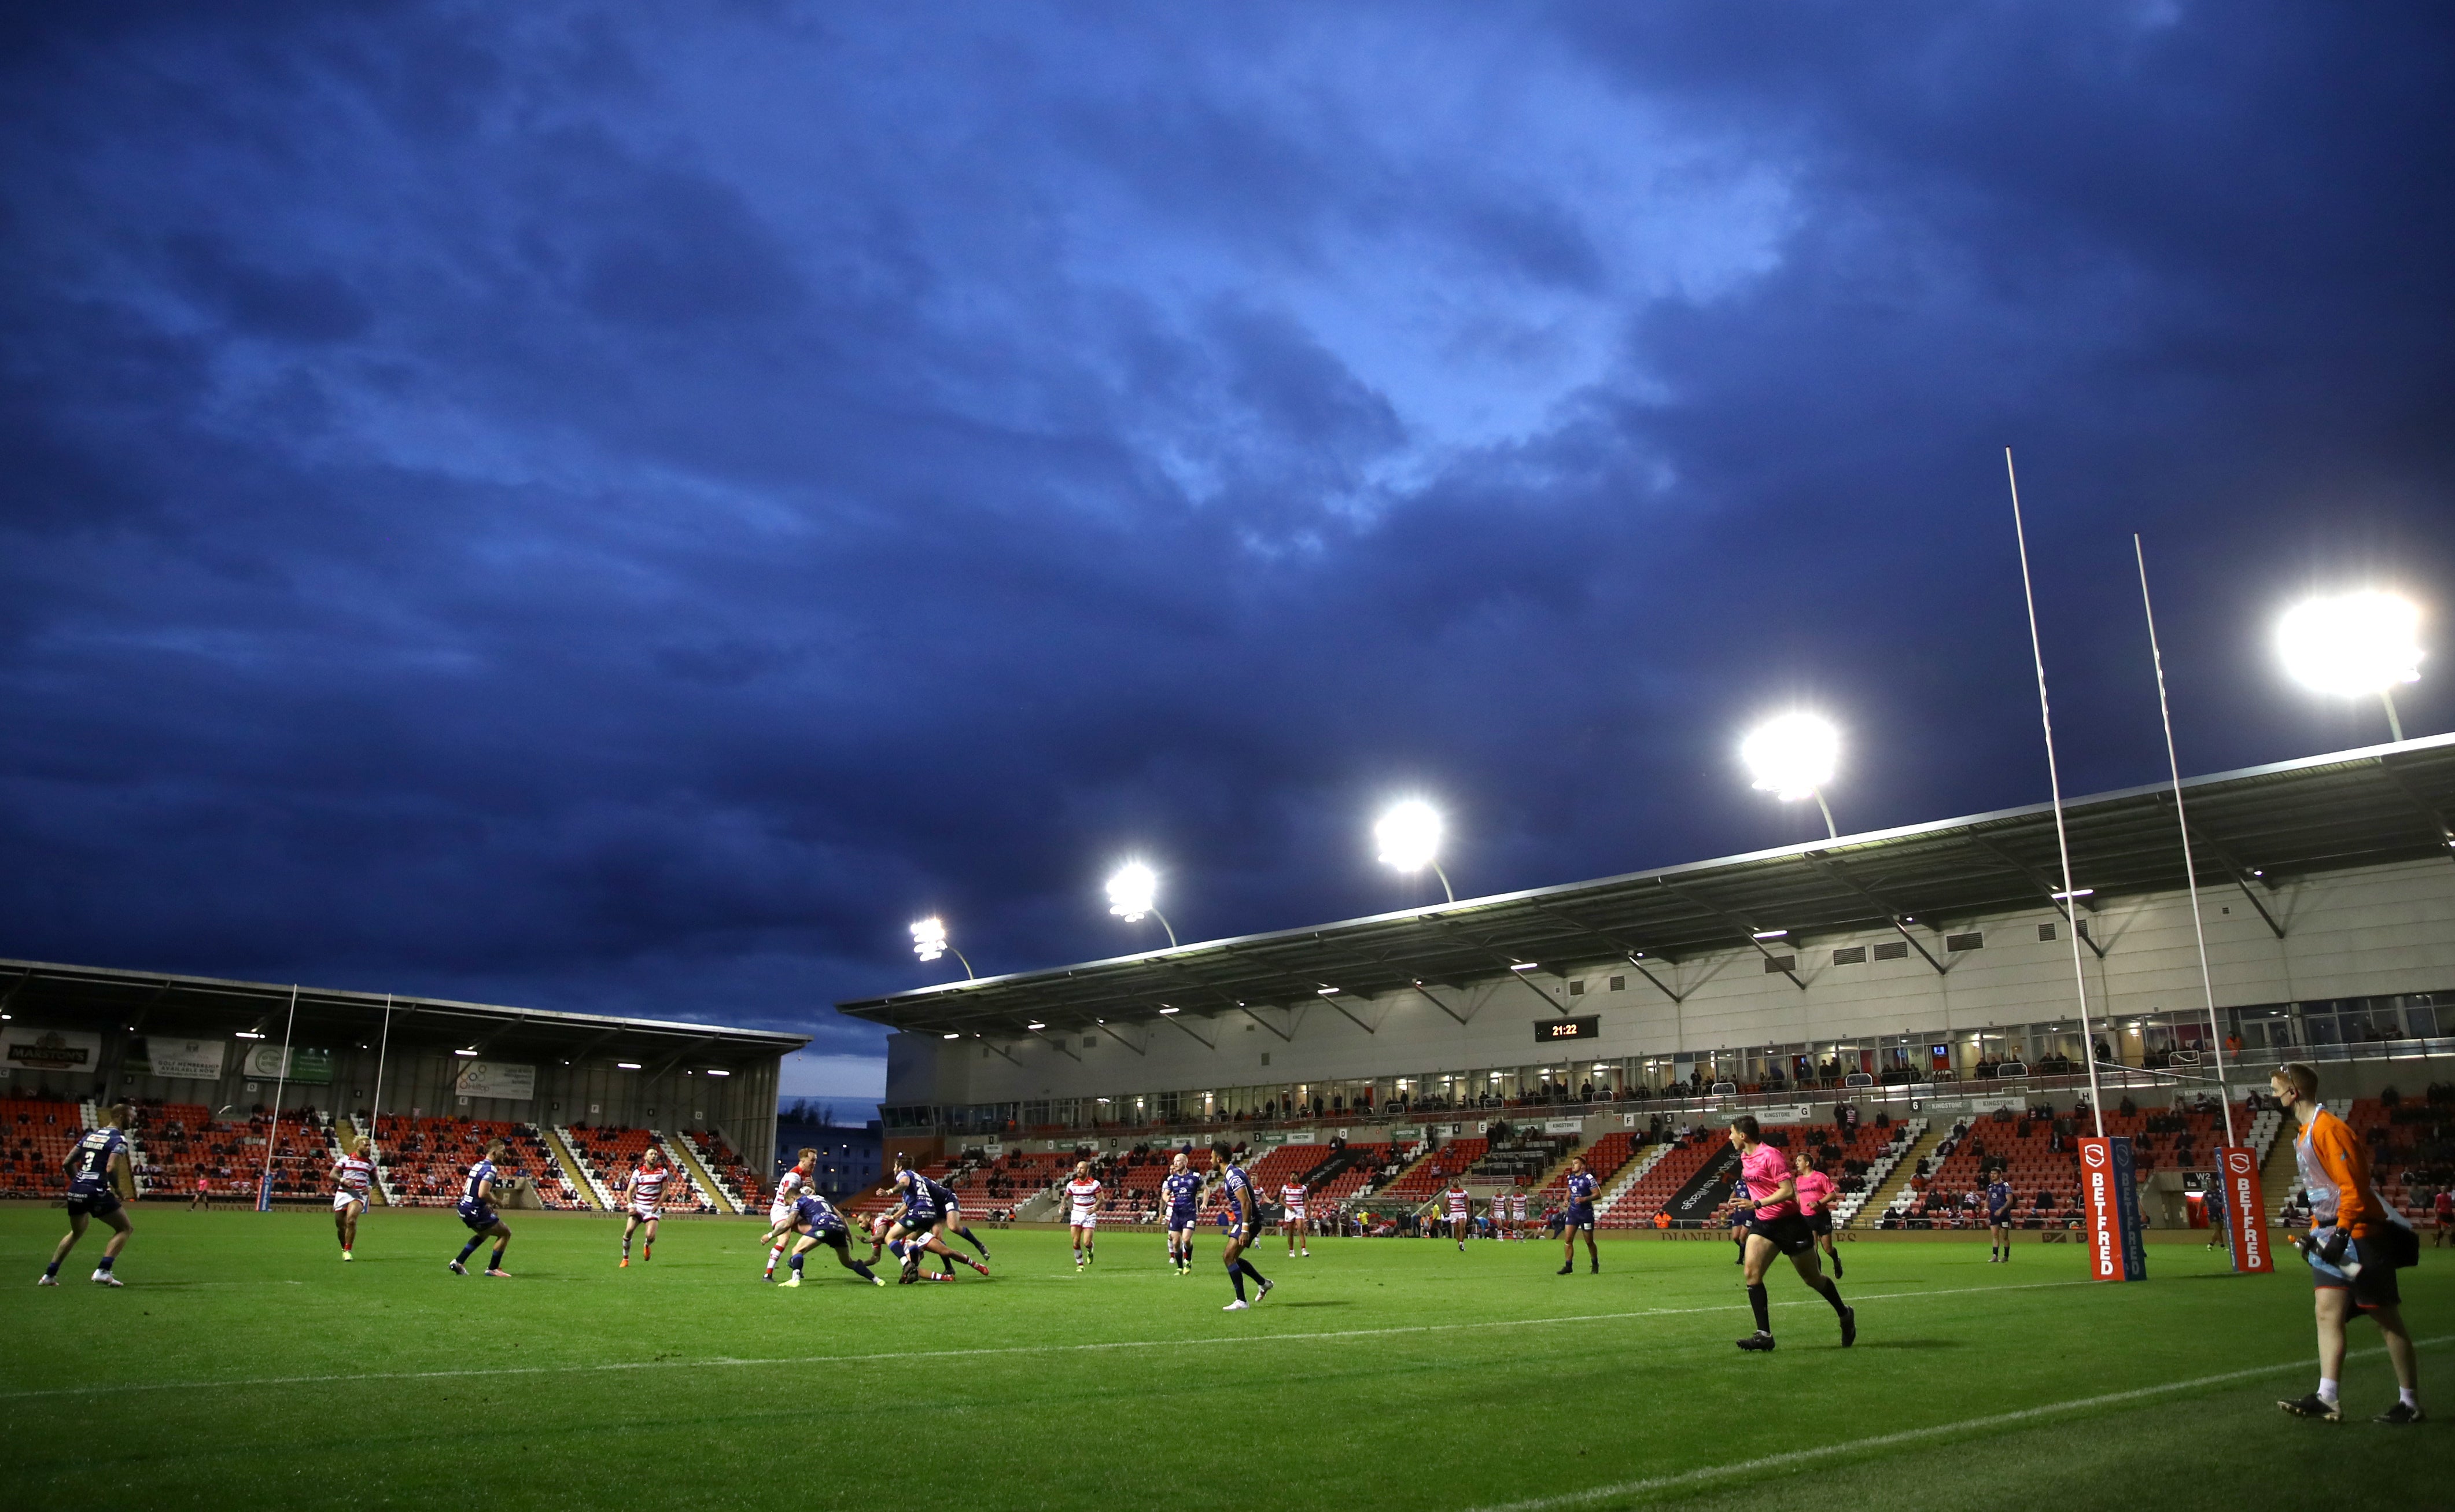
1469,1334,2455,1512
0,1277,2087,1403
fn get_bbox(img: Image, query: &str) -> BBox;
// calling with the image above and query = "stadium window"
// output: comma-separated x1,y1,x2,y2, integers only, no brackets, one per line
1568,979,1585,996
1945,931,1985,952
1609,975,1625,991
1261,1052,1271,1066
1762,954,1797,973
1831,945,1867,965
2039,922,2057,941
1872,941,1909,961
1082,1035,1097,1048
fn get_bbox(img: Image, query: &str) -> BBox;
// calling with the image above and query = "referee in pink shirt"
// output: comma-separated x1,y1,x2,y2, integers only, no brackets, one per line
1728,1116,1855,1352
1793,1149,1842,1278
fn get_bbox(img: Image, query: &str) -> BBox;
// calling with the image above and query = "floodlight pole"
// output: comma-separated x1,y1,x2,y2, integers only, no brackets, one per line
2381,691,2405,744
2006,451,2106,1138
2136,537,2236,1146
1811,789,1838,840
948,949,976,980
1429,862,1455,904
1146,910,1178,949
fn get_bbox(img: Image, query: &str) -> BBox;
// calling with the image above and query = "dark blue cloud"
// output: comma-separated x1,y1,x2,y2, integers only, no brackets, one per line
1,2,2449,1091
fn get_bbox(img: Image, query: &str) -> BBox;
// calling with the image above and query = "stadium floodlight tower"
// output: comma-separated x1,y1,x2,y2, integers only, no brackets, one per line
2276,588,2424,742
1739,711,1841,839
909,916,974,980
1105,860,1177,947
1374,798,1454,903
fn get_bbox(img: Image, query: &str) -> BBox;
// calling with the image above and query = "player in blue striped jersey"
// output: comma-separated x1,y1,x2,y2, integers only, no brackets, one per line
1555,1156,1599,1275
39,1104,134,1287
765,1192,886,1288
1210,1143,1273,1311
448,1139,515,1277
1162,1152,1203,1274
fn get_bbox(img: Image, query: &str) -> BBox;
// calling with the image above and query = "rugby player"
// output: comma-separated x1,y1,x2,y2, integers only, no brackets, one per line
2435,1186,2451,1249
617,1146,669,1267
1065,1160,1101,1271
331,1135,377,1261
1281,1177,1310,1258
1728,1117,1854,1352
2271,1062,2423,1424
1442,1182,1471,1250
1555,1156,1598,1275
1162,1152,1202,1274
39,1103,134,1287
448,1138,515,1277
765,1148,818,1281
1793,1151,1841,1278
1508,1179,1529,1241
764,1189,886,1288
885,1155,987,1282
1211,1142,1274,1310
1985,1167,2013,1262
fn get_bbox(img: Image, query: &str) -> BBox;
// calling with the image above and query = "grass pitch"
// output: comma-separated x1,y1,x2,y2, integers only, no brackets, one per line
2,1208,2444,1511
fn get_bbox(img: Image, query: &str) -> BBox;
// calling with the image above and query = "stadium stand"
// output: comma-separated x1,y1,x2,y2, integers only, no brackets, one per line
556,1124,715,1214
1601,1130,1727,1228
0,1097,89,1199
1531,1130,1643,1210
374,1115,587,1209
679,1128,759,1209
1378,1137,1487,1205
1882,1100,2258,1229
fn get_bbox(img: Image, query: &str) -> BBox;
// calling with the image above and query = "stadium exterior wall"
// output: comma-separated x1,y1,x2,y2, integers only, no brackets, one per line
884,854,2455,1118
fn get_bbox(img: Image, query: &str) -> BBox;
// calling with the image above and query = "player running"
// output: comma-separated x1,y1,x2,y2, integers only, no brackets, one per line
1443,1182,1471,1249
448,1138,515,1277
765,1148,818,1281
39,1104,134,1287
1281,1178,1310,1258
1556,1156,1599,1274
1162,1152,1202,1274
763,1190,886,1288
617,1146,670,1267
1986,1168,2013,1262
1728,1118,1854,1352
1212,1143,1274,1311
1065,1160,1102,1271
1793,1151,1841,1278
331,1135,377,1260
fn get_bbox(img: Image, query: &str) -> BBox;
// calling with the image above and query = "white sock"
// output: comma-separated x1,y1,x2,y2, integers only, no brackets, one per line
2318,1377,2339,1405
2401,1387,2420,1408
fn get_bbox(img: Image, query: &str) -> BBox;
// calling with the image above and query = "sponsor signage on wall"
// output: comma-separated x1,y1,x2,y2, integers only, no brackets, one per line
455,1060,537,1101
241,1045,334,1085
142,1038,228,1080
2217,1145,2272,1274
1535,1015,1601,1043
2079,1135,2148,1281
1542,1118,1585,1135
3,1026,101,1072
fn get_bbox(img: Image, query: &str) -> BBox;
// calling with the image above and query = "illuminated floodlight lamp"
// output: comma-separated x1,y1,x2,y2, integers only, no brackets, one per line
1025,1021,1046,1031
1740,712,1841,838
1105,861,1177,946
453,1048,478,1058
616,1061,642,1071
704,1068,729,1077
908,916,975,979
942,1032,960,1041
1373,799,1454,902
2276,589,2423,740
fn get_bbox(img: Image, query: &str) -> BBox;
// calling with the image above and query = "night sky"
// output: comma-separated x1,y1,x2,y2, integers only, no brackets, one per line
4,5,2450,1110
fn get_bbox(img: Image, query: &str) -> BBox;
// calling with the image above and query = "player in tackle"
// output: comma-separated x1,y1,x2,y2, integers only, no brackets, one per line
765,1147,817,1281
1728,1117,1853,1352
764,1190,886,1288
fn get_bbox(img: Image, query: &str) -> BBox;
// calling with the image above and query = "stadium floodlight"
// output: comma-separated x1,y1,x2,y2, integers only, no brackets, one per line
908,915,976,979
2276,589,2423,740
1105,861,1177,947
704,1068,729,1077
1741,711,1841,838
1373,798,1454,902
616,1061,642,1070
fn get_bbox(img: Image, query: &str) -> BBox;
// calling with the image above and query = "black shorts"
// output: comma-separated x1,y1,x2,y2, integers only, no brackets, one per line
2311,1236,2403,1312
1989,1211,2011,1227
1807,1210,1832,1237
65,1188,122,1220
808,1225,850,1251
1746,1212,1816,1256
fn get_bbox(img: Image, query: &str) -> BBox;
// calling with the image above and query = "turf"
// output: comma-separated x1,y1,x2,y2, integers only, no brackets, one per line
1,1208,2444,1511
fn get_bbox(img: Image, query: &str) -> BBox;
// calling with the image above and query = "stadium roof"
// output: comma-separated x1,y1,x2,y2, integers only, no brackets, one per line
837,733,2455,1039
0,958,809,1069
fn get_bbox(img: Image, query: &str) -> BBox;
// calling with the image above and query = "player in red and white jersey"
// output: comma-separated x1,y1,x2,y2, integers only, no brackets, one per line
1280,1181,1310,1259
1443,1183,1471,1251
331,1136,377,1261
1508,1181,1529,1239
1064,1161,1101,1271
618,1148,671,1267
765,1148,818,1282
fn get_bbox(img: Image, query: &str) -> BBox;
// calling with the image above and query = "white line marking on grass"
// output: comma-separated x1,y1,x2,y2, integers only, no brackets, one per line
0,1278,2081,1402
1469,1334,2455,1512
